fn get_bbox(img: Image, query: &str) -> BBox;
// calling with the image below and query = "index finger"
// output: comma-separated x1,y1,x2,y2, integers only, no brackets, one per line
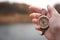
29,6,42,13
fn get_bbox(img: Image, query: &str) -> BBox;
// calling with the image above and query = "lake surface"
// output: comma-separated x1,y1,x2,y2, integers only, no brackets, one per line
0,24,47,40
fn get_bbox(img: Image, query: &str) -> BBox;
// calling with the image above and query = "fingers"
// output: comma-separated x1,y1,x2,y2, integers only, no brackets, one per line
30,13,41,24
35,25,41,31
35,25,44,31
46,11,51,18
30,13,41,18
29,6,42,13
47,5,57,13
32,19,38,24
47,5,59,17
29,13,41,31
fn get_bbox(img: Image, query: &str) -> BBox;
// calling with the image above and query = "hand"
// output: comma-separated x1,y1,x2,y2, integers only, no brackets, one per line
29,5,60,40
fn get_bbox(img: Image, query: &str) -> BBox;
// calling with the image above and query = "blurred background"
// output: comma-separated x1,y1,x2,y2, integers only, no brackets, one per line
0,0,60,40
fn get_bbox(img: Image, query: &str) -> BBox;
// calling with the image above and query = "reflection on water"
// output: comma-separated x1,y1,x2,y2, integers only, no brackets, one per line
0,24,47,40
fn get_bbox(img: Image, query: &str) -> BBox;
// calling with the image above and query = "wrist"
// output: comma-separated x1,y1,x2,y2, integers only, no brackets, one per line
45,30,56,40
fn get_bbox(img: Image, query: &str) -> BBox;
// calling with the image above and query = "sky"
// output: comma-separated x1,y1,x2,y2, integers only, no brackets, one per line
0,0,60,9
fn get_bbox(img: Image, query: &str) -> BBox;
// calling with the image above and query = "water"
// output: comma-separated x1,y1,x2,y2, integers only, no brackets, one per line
0,24,47,40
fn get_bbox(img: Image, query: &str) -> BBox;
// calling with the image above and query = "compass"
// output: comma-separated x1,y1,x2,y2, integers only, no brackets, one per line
38,9,49,29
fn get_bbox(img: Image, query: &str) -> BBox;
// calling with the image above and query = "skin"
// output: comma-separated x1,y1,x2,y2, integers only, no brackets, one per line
29,5,60,40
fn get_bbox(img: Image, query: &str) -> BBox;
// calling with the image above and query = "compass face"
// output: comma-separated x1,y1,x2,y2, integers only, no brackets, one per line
38,16,49,28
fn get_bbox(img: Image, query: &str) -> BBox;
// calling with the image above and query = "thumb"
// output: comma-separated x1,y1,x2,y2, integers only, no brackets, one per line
47,5,59,17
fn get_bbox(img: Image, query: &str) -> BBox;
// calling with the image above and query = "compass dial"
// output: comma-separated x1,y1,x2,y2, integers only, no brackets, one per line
38,16,49,29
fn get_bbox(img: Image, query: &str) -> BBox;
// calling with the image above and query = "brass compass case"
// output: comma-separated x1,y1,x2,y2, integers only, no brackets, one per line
38,9,49,29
